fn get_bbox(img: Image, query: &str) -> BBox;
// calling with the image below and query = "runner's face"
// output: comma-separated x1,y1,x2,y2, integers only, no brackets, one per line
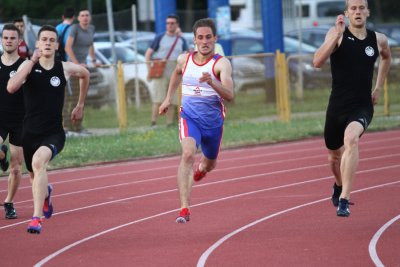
37,31,58,56
194,27,216,56
1,30,20,54
345,0,369,28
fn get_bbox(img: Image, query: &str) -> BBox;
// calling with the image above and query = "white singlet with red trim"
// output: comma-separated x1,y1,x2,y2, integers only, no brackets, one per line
181,52,225,129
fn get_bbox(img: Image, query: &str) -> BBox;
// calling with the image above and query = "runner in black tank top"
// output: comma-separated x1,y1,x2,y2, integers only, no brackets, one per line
7,25,90,234
0,24,26,219
313,0,391,217
23,60,66,135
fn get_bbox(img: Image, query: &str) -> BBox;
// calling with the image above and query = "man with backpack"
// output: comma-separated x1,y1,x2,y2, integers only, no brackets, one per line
55,7,75,61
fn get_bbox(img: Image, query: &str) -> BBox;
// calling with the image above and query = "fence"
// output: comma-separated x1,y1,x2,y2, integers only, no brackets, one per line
79,48,400,134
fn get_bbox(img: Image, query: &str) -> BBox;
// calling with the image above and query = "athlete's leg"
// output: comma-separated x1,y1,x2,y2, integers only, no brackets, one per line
340,121,364,200
327,147,344,187
178,137,197,209
31,146,52,218
4,144,23,203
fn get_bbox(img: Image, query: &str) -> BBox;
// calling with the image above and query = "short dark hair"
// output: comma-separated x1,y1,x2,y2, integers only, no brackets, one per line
63,7,75,18
2,23,21,38
193,18,216,37
13,18,24,24
167,14,179,24
38,25,58,38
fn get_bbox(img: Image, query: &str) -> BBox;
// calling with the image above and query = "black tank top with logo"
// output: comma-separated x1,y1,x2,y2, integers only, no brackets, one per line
23,61,66,134
328,27,378,113
0,57,25,122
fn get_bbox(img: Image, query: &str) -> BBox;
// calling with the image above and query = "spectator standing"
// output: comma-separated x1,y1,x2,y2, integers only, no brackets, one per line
55,7,75,61
145,14,188,127
64,9,97,133
13,18,31,59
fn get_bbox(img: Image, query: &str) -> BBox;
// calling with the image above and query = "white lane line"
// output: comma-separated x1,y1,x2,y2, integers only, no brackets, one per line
369,214,400,267
32,173,400,266
1,158,399,231
10,152,400,206
196,181,400,267
1,135,398,190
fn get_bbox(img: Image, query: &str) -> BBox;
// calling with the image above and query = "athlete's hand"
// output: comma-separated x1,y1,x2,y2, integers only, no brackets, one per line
199,72,213,86
31,49,42,64
159,100,170,115
335,15,345,35
371,89,381,105
71,105,84,123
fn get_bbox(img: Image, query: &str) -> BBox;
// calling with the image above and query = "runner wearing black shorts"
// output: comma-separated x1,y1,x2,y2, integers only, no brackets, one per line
313,0,391,217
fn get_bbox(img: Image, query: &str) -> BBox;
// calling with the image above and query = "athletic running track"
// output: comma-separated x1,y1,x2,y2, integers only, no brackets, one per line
0,129,399,267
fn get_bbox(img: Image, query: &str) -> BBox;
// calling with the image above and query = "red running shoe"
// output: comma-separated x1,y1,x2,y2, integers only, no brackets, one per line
193,168,207,182
176,208,190,223
27,217,42,234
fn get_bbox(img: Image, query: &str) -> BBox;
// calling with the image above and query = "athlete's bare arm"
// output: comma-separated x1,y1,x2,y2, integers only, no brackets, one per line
201,57,234,101
62,61,90,121
372,32,391,105
313,15,345,68
159,53,187,115
7,49,41,93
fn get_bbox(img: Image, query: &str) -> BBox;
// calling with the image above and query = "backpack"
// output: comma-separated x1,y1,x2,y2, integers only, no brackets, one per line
55,24,71,61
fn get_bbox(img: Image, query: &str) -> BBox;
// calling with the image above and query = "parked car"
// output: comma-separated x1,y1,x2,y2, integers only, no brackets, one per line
89,42,153,106
122,32,156,55
374,23,400,43
293,0,345,28
286,26,400,48
227,33,330,90
93,31,131,43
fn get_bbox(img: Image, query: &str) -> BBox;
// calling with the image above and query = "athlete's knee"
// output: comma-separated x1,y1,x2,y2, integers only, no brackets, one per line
9,163,22,178
343,133,359,149
31,157,47,174
328,150,341,165
181,150,195,165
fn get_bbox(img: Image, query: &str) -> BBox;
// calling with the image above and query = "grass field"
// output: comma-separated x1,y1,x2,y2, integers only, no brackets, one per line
2,83,399,172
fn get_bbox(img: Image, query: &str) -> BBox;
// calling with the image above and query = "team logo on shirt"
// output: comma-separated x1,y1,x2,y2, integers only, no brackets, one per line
365,46,375,57
194,86,201,95
9,70,17,77
50,76,61,87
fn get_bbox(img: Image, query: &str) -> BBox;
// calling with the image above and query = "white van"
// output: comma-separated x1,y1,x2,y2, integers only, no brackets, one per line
295,0,346,28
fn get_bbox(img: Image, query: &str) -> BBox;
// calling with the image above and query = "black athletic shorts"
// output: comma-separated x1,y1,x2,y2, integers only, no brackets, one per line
0,120,23,146
324,106,373,150
22,130,65,172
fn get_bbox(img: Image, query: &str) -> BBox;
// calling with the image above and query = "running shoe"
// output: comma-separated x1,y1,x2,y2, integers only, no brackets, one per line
331,183,342,207
193,168,207,182
337,198,350,217
43,184,54,219
27,217,42,234
4,202,17,219
0,144,9,172
176,208,190,223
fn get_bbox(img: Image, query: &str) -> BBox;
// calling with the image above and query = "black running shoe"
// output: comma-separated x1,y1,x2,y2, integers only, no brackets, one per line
4,202,17,219
0,144,9,172
331,183,342,207
337,198,350,217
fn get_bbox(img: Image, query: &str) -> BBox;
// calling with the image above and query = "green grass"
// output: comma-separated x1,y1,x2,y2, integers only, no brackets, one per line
3,83,399,173
48,113,400,170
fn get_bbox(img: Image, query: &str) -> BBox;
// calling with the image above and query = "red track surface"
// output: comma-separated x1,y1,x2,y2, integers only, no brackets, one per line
0,129,399,267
